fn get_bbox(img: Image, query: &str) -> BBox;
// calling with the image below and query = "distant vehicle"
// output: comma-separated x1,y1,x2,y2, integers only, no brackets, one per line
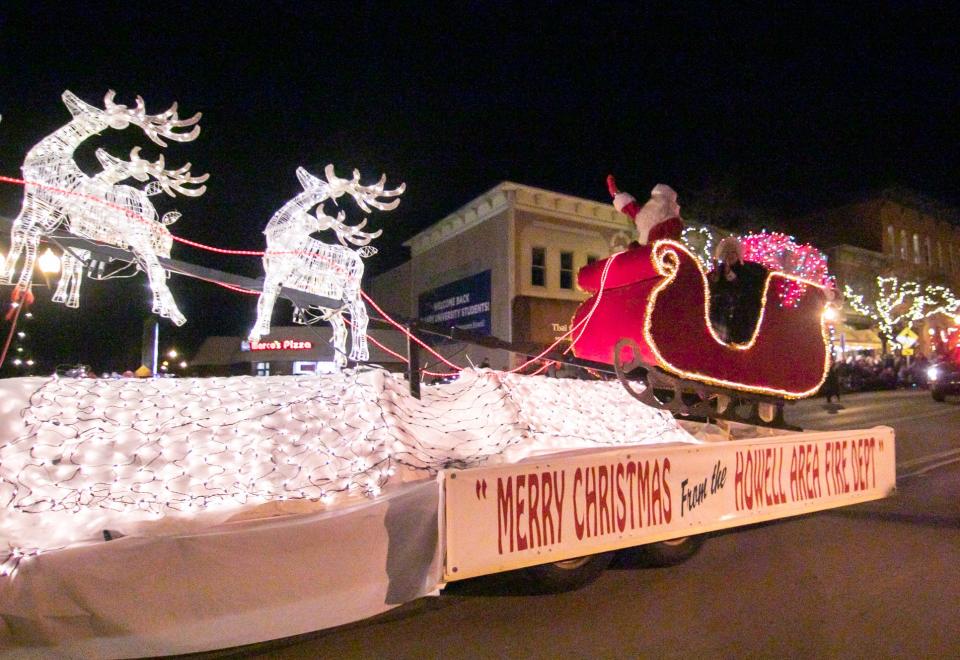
928,359,960,402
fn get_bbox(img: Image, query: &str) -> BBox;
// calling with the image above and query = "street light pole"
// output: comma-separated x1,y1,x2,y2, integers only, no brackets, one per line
141,317,158,376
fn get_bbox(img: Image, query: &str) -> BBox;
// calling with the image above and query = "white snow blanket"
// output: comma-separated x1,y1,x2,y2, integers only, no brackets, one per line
0,369,696,565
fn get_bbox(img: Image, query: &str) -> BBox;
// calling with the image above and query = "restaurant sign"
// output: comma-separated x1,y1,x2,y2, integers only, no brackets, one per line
241,339,314,352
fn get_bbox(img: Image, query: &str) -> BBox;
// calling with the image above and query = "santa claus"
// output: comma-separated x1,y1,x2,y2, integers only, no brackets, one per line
607,175,684,246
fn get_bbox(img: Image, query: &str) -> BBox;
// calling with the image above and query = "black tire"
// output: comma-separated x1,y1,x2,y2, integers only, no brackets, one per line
932,389,946,402
520,551,615,592
636,535,705,567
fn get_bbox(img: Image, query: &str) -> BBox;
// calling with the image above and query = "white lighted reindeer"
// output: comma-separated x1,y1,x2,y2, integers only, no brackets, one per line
0,91,204,325
52,147,207,311
249,165,405,368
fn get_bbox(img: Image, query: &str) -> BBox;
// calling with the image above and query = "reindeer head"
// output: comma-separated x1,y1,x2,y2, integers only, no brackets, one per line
95,147,209,197
62,90,202,146
294,164,405,248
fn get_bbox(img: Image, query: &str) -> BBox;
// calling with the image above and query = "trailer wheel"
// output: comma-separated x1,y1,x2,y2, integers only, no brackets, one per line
521,551,615,592
638,536,704,566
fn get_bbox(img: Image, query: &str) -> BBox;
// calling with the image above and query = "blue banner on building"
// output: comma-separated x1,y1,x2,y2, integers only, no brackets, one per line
418,270,492,335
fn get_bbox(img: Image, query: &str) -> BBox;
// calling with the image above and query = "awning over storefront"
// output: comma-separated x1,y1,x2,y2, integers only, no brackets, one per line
836,324,883,352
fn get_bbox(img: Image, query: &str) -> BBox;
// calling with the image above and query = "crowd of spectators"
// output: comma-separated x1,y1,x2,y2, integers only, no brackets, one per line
827,353,932,394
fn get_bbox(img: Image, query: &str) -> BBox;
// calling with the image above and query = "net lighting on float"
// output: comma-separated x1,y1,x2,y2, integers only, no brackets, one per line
0,368,692,574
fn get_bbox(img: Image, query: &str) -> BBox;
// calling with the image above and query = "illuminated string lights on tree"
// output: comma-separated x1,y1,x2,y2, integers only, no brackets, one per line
249,165,404,369
680,225,718,268
0,90,207,326
739,232,832,307
844,277,960,348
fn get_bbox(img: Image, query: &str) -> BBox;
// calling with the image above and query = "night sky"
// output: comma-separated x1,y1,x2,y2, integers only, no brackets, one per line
1,2,958,372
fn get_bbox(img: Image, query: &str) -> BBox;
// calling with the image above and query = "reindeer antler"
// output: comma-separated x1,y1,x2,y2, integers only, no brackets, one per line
314,209,384,247
322,164,406,212
129,148,209,197
94,146,208,196
294,164,403,247
103,90,202,147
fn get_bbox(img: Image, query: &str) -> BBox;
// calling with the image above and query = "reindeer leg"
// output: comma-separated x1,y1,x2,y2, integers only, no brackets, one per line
0,227,23,285
10,199,67,294
1,203,34,284
250,263,288,341
347,293,371,362
328,311,348,369
134,241,186,326
13,225,45,294
65,250,88,308
51,252,74,305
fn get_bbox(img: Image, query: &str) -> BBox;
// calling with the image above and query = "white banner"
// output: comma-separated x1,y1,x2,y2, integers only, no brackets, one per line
443,427,895,581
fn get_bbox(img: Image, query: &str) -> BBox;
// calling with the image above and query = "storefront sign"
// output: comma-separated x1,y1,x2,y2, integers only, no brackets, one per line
418,270,492,335
241,339,314,352
443,426,896,580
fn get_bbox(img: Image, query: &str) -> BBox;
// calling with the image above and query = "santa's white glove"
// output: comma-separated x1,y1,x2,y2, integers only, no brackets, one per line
612,192,636,214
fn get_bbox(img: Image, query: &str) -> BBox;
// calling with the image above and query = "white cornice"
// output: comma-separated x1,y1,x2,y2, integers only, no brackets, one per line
512,184,627,228
403,181,629,256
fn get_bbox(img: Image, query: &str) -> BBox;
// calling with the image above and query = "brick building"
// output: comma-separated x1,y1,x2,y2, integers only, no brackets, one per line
802,188,960,356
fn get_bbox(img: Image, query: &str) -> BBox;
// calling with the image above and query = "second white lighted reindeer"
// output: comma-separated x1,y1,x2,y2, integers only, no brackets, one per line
0,90,206,326
53,147,208,312
249,165,404,368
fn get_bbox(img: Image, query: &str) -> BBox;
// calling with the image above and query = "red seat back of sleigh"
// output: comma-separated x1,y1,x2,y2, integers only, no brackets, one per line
571,240,830,399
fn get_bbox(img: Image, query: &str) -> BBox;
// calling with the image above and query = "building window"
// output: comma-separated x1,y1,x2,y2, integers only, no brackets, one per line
531,247,546,287
256,361,270,376
587,254,599,265
559,251,574,289
886,225,895,255
925,236,933,267
938,241,945,271
900,229,908,260
913,233,922,264
292,361,316,375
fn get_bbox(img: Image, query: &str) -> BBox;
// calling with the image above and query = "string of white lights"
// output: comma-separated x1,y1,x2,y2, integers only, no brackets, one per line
0,369,697,571
844,276,960,344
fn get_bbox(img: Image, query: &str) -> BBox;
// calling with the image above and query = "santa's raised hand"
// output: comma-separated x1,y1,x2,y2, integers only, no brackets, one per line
606,175,684,246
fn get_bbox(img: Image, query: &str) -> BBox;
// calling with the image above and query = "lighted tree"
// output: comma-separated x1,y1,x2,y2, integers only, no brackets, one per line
844,277,960,349
680,224,719,268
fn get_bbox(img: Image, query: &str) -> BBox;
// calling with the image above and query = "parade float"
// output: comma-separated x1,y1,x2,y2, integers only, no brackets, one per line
0,92,896,658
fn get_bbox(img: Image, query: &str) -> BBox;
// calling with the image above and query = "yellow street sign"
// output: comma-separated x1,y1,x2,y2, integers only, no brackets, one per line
896,327,919,348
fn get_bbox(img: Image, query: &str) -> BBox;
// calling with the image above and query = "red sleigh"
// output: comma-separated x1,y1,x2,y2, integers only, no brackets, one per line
571,240,831,426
